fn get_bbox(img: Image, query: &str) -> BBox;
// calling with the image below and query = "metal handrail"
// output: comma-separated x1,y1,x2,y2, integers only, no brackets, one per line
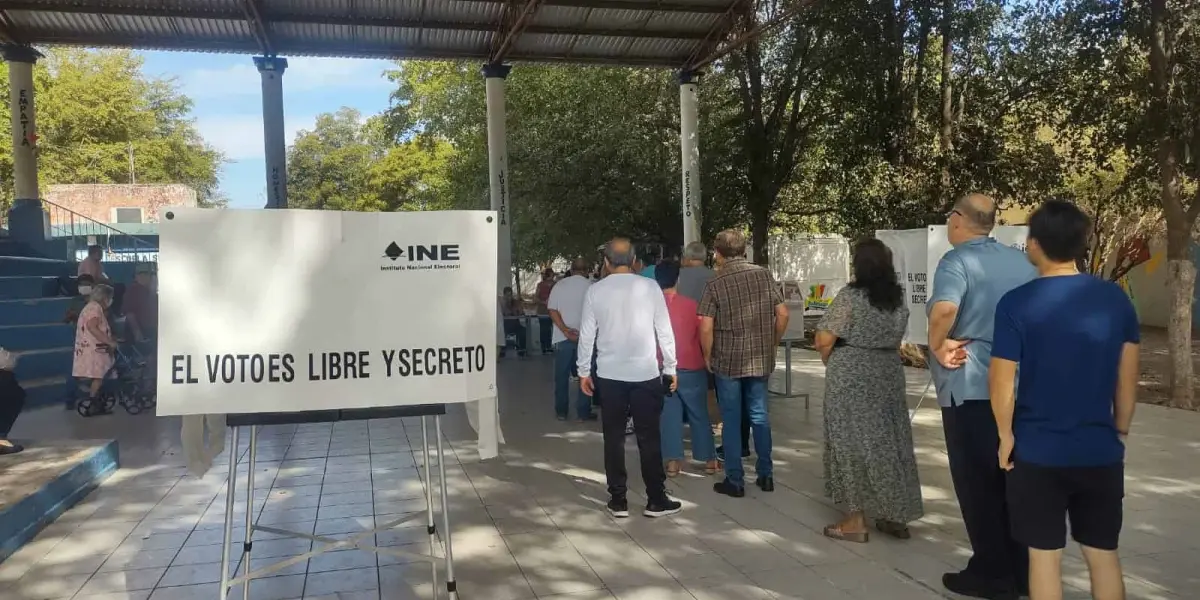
40,198,158,263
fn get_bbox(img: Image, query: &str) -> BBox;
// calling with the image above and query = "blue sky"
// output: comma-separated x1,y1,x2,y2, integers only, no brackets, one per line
137,52,396,208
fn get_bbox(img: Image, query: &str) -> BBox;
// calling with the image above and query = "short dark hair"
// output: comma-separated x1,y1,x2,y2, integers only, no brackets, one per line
714,230,747,259
1029,200,1090,263
654,261,681,289
87,244,103,255
77,274,95,284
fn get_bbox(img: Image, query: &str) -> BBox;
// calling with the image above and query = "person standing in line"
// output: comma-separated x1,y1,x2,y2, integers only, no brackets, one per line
577,238,683,518
677,241,734,453
814,239,923,542
990,201,1138,600
654,261,718,477
536,268,557,355
676,241,715,303
700,230,789,498
499,286,527,358
928,193,1036,599
548,258,595,422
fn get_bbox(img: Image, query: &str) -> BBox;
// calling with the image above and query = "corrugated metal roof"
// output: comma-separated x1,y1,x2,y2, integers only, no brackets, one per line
0,0,739,68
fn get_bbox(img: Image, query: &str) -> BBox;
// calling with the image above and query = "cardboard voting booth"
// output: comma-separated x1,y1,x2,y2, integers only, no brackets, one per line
876,225,1028,345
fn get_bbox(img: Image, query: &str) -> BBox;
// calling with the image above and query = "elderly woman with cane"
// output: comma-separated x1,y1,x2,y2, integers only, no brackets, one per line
72,283,118,416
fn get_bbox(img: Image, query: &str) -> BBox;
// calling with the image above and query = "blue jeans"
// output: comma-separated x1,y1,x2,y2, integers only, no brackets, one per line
715,374,773,487
554,340,591,419
661,369,716,461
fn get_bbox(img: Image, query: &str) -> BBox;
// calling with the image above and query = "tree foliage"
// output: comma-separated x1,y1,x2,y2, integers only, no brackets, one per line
0,48,223,212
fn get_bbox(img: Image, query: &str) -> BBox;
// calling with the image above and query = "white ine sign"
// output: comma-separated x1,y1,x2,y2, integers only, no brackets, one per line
155,208,499,416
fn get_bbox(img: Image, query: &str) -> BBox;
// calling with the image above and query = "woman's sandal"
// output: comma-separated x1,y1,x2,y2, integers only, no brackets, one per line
666,460,681,477
874,519,911,540
823,524,869,543
704,460,719,475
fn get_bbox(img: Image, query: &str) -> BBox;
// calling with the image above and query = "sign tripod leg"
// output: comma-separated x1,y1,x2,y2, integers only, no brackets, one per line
242,426,258,600
219,427,241,600
436,416,458,600
422,417,438,599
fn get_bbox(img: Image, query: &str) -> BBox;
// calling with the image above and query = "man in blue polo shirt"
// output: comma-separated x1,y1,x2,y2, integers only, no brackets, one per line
928,193,1036,599
990,200,1138,600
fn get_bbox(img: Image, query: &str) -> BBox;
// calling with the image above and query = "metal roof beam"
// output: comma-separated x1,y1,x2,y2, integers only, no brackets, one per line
466,0,729,14
0,11,20,45
687,0,815,70
491,0,545,63
240,0,275,56
16,31,682,66
2,2,712,41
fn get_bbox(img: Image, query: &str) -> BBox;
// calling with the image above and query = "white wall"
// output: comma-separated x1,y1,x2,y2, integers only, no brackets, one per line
768,234,851,314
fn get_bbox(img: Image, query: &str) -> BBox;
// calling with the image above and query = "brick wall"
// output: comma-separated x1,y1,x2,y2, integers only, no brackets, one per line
44,184,197,225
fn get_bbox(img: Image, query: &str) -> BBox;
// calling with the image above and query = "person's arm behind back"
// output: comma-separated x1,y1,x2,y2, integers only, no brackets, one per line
767,271,789,346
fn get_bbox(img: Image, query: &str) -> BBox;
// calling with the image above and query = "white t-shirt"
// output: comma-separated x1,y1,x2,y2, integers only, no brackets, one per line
576,273,677,382
547,275,592,345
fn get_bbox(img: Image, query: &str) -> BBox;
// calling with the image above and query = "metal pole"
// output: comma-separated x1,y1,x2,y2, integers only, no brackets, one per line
422,417,438,599
254,56,289,209
483,63,513,294
784,342,792,397
219,426,241,600
678,70,702,246
435,416,457,600
242,426,257,600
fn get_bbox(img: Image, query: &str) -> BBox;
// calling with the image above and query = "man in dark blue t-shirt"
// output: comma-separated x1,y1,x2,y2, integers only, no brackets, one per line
989,200,1139,600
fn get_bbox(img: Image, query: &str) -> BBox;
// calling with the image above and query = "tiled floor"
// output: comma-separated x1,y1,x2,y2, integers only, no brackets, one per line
4,349,1199,599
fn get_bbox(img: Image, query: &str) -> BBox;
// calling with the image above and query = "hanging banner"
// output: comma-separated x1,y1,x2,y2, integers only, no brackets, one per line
877,225,1028,345
156,208,499,416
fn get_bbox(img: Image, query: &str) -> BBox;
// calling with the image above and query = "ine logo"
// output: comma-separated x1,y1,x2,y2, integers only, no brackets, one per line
381,241,462,272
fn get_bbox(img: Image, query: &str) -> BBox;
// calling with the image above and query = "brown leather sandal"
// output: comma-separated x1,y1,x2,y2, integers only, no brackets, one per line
823,524,869,543
704,460,719,475
666,460,681,477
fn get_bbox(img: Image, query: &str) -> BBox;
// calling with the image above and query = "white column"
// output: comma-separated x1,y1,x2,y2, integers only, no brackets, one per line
483,63,513,293
254,56,289,209
5,46,40,203
679,70,702,246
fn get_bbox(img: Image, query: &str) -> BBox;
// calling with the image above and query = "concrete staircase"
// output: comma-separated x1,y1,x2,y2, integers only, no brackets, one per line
0,256,75,408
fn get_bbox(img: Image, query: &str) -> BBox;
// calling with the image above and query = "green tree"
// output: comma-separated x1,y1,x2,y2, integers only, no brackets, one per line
286,107,456,213
383,62,744,267
0,48,222,213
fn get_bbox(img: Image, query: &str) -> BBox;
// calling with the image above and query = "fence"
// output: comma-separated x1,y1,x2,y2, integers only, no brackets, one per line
0,199,158,263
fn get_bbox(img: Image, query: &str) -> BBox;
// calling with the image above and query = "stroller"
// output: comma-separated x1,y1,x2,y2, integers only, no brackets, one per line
76,341,157,417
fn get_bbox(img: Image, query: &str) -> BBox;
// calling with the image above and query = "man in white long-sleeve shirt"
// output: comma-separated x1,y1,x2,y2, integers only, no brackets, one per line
578,238,683,519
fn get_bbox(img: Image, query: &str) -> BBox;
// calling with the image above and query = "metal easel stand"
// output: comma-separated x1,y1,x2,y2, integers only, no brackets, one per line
768,338,811,409
909,372,935,423
217,415,459,600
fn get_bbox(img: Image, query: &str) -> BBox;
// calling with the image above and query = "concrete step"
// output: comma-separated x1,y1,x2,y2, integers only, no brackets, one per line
0,256,69,277
0,297,72,327
0,276,62,301
19,376,69,409
0,323,75,352
13,347,73,382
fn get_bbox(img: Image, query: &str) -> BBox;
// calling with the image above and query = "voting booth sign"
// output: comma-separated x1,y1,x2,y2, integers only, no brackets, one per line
156,208,499,416
876,225,1028,345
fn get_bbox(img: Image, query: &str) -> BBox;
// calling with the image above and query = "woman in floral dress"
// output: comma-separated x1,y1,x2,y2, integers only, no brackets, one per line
73,283,118,411
815,239,923,543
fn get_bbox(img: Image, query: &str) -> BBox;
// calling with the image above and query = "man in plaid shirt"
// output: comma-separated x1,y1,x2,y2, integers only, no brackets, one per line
699,230,790,497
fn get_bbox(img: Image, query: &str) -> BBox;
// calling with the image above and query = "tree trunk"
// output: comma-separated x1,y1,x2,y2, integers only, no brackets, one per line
1165,228,1196,409
939,0,954,193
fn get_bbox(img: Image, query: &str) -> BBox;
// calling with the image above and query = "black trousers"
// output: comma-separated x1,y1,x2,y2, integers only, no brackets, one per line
597,377,666,503
943,401,1028,590
502,320,527,352
538,316,553,353
0,373,26,438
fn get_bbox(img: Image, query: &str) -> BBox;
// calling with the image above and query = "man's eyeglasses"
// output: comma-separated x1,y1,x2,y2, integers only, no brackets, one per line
947,209,963,219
